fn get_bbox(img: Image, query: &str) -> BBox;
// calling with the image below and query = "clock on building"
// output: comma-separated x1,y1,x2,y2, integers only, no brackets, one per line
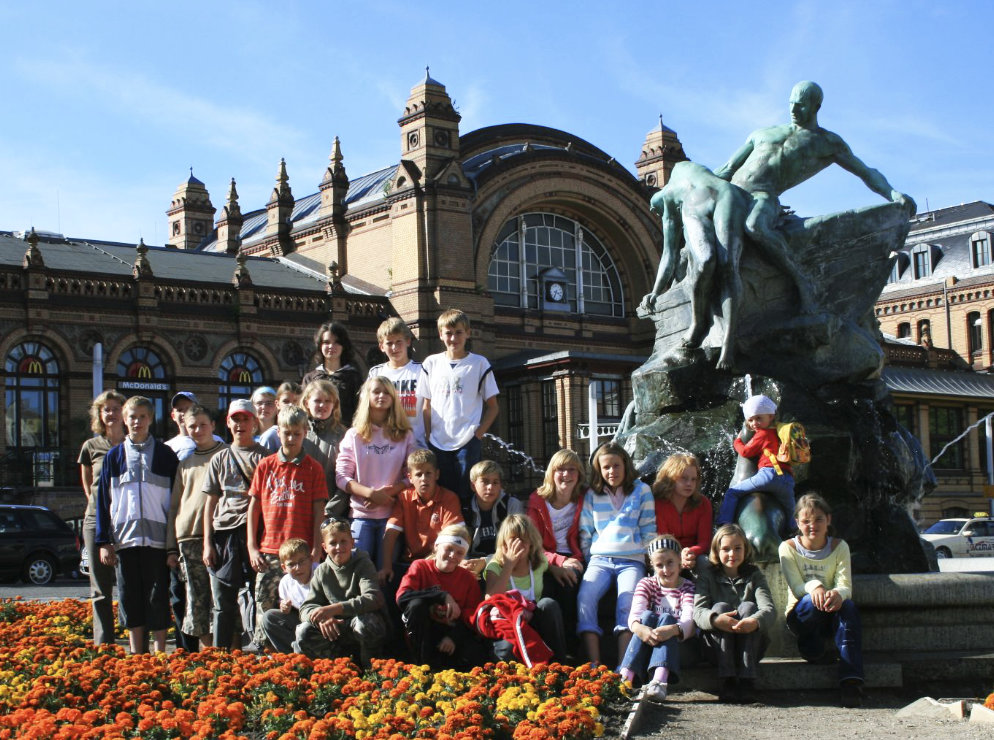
540,267,570,312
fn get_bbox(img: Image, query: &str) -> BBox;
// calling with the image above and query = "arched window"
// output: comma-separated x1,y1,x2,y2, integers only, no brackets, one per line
116,346,169,439
4,341,60,449
896,322,911,339
218,351,265,412
487,213,624,317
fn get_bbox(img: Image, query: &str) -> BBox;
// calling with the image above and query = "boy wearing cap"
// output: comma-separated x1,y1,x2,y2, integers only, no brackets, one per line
202,399,270,649
716,394,795,528
166,391,198,461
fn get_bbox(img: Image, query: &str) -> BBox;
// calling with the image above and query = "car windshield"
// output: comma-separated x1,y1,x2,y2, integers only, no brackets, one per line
924,520,964,535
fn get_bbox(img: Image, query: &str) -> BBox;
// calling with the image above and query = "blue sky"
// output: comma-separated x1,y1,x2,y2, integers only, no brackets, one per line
1,1,990,245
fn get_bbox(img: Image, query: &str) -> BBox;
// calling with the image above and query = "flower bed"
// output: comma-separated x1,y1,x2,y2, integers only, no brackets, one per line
0,599,629,739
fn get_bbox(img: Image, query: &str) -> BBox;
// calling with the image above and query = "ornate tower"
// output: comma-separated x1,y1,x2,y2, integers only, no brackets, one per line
216,178,243,255
318,137,350,273
389,70,475,342
397,68,462,182
635,115,687,191
266,158,295,254
166,171,216,249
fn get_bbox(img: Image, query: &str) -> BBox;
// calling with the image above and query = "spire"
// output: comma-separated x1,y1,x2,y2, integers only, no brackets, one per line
322,137,348,186
217,177,244,255
266,158,296,250
224,178,241,218
424,65,442,86
22,227,43,269
270,158,293,204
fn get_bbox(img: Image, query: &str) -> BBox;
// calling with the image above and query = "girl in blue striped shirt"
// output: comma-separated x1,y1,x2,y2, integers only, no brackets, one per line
577,442,657,664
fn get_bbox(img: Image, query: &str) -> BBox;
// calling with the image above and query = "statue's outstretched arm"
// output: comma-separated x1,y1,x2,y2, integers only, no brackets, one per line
714,138,754,181
834,143,917,216
651,198,682,296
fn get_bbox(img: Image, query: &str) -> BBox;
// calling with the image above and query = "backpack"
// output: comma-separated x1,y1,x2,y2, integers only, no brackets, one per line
775,421,811,464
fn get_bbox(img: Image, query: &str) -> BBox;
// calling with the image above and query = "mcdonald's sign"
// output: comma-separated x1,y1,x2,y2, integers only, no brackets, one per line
127,361,154,379
19,358,44,374
238,369,252,383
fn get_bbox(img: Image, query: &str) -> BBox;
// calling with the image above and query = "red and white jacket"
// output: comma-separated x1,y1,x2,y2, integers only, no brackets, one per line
472,590,553,667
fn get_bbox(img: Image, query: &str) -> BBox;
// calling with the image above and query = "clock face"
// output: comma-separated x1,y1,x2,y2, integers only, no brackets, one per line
549,282,565,302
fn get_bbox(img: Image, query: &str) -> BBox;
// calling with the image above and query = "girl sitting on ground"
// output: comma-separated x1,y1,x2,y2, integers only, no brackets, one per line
618,534,695,702
483,514,567,663
778,493,864,708
693,523,774,704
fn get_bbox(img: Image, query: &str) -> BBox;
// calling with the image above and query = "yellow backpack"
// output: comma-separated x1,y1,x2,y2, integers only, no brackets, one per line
763,421,811,474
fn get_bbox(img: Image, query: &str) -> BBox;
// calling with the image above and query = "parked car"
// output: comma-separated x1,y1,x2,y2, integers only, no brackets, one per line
921,515,994,559
0,504,81,585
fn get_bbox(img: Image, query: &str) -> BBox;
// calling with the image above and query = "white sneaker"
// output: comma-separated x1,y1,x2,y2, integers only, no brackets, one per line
645,680,668,703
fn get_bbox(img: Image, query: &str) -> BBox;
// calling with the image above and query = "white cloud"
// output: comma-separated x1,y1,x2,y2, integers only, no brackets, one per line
14,55,309,170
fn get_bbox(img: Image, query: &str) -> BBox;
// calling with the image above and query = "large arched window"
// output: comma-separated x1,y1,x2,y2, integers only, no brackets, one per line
218,351,265,412
488,213,624,317
116,346,170,439
4,341,60,449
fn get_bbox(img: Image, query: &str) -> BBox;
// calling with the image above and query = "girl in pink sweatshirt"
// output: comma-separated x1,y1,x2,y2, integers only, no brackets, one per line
336,377,416,567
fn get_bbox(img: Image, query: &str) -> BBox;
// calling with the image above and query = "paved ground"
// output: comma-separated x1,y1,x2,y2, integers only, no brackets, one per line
0,575,91,601
628,689,993,739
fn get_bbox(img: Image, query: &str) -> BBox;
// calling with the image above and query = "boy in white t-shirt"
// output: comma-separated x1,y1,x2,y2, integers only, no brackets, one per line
420,309,499,514
368,317,426,449
261,538,318,653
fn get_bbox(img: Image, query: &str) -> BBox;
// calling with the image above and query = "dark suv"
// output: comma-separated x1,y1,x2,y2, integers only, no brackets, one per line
0,505,81,585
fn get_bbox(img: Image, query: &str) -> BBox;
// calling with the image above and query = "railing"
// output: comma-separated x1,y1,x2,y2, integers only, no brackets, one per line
575,423,620,439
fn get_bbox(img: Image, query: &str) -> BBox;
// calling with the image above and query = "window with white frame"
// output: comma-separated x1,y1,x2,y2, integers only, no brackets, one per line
912,244,931,278
972,232,992,269
488,213,624,317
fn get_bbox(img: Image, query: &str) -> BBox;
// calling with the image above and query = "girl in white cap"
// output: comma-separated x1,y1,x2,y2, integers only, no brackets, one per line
716,394,795,528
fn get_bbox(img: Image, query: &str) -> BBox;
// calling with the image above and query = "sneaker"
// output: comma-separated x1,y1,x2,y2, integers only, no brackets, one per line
644,680,668,703
718,677,738,703
840,680,864,708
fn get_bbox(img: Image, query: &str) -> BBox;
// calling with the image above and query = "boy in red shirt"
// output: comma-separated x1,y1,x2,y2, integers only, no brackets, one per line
396,523,486,668
247,405,328,647
717,394,795,530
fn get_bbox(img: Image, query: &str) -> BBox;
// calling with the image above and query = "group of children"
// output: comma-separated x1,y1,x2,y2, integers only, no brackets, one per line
82,308,863,708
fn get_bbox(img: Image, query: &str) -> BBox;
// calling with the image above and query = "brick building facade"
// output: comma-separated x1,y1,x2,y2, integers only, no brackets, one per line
875,202,994,522
1,73,687,496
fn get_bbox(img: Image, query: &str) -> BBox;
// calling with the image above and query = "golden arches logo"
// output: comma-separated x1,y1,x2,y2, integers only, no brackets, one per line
137,365,153,379
237,370,252,383
25,360,43,374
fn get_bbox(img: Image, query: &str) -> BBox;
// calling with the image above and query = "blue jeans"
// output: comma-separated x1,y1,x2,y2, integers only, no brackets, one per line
619,611,681,682
577,556,645,635
430,437,482,512
717,468,795,527
787,594,864,684
351,517,388,569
